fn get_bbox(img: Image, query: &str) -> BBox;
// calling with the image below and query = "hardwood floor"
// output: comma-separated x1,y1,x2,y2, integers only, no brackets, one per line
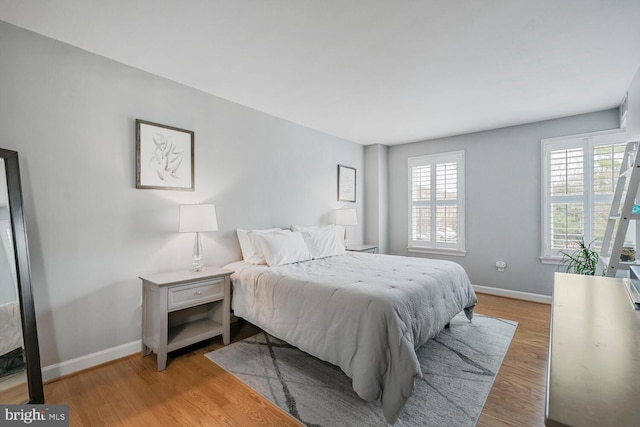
475,294,551,427
44,293,550,426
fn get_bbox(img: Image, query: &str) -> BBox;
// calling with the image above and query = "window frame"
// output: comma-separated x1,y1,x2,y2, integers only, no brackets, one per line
407,150,465,256
540,128,627,263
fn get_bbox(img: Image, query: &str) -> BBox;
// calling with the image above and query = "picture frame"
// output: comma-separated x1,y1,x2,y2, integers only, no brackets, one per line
337,164,356,202
136,119,194,191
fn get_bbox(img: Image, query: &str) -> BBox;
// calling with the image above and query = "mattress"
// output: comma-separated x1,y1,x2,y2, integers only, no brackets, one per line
0,301,22,356
225,252,477,423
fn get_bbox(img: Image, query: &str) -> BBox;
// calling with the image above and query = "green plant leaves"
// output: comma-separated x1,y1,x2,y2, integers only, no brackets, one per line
559,239,598,275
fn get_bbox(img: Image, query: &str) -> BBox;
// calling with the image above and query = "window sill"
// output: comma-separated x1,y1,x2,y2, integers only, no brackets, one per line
540,256,562,265
408,247,466,257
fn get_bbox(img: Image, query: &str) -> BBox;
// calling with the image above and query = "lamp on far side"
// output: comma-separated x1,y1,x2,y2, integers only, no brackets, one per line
335,207,358,247
179,204,218,272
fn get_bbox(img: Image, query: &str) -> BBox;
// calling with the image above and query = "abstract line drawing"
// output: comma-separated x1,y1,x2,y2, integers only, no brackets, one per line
136,119,194,191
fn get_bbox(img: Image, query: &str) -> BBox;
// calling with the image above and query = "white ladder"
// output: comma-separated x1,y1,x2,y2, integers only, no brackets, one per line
597,141,640,276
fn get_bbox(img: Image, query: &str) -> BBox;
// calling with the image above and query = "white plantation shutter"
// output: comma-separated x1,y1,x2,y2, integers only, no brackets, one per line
411,164,431,243
436,162,458,244
408,151,465,254
549,147,584,250
542,130,626,259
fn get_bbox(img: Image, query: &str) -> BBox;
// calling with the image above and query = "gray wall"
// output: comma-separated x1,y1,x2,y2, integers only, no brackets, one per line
388,110,620,296
0,21,363,367
627,66,640,141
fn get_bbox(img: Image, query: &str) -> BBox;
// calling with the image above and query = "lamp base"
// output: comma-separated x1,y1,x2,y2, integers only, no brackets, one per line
191,232,204,272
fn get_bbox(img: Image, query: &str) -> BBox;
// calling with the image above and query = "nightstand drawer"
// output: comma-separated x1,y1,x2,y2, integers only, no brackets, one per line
168,279,224,310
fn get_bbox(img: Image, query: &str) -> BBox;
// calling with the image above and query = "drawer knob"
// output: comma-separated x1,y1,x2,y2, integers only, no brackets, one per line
195,291,202,295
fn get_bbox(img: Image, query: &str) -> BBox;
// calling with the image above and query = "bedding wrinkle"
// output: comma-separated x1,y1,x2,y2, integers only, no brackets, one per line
227,252,477,424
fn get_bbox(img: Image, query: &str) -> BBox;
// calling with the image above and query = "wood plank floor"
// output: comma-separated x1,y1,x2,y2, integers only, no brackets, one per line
476,294,551,427
44,293,551,426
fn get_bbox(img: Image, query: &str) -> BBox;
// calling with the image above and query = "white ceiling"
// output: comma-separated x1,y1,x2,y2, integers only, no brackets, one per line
1,1,639,145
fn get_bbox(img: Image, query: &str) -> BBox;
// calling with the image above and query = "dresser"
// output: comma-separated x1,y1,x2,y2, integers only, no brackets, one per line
139,267,231,371
546,272,640,426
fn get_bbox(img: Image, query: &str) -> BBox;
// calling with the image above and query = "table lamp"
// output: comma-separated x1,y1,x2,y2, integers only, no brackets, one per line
179,204,218,271
335,207,357,247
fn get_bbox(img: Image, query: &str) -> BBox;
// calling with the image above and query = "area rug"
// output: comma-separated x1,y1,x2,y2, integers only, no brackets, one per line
205,313,517,426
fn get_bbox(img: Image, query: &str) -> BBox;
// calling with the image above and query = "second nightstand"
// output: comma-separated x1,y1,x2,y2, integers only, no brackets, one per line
139,267,231,371
346,244,378,254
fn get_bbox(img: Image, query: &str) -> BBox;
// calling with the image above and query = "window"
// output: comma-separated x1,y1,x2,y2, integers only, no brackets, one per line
408,151,465,255
541,129,627,261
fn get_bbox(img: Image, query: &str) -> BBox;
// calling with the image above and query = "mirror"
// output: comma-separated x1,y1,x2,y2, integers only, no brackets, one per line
0,148,43,404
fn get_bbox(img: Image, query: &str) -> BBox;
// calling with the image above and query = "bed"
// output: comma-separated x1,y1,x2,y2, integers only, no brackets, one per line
0,301,25,380
225,226,477,423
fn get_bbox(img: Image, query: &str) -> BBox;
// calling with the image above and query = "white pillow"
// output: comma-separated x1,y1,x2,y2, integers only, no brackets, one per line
291,224,333,232
237,228,290,264
301,228,346,259
256,231,312,267
292,224,345,246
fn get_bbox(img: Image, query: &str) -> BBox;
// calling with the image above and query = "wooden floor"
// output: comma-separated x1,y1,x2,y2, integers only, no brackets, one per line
475,294,551,427
0,371,29,404
44,293,551,426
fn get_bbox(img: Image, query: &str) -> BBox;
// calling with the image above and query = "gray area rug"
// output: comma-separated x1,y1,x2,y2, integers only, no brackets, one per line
205,313,517,426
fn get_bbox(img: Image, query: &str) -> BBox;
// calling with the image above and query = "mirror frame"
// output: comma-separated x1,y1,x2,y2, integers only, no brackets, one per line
0,148,43,403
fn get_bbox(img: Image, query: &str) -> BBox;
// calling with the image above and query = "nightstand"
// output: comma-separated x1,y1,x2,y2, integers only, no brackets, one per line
139,267,231,371
346,244,378,254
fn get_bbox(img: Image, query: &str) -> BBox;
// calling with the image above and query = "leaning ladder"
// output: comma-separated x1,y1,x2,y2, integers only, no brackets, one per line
597,140,640,277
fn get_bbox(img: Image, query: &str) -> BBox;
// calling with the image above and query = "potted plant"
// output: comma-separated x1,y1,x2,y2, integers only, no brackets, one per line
559,239,598,275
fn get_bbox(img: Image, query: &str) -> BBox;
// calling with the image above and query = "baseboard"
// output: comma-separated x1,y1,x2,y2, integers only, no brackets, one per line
42,317,240,382
472,284,551,305
42,340,140,382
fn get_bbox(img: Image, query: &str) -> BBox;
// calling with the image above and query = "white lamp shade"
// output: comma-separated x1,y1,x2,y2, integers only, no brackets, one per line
179,204,218,232
335,208,358,225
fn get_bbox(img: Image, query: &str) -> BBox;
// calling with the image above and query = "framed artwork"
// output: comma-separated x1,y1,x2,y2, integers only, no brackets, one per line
337,164,356,202
136,119,194,191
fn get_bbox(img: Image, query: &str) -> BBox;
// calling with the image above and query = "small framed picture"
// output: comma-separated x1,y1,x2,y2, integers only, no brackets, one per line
337,164,356,202
136,119,194,191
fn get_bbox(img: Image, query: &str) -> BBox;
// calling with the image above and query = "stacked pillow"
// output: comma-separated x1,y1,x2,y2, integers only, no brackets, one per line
292,225,346,260
237,225,346,267
236,228,289,264
255,231,311,267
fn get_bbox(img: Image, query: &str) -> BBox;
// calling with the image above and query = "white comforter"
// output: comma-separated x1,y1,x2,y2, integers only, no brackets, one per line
227,252,477,423
0,301,22,356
